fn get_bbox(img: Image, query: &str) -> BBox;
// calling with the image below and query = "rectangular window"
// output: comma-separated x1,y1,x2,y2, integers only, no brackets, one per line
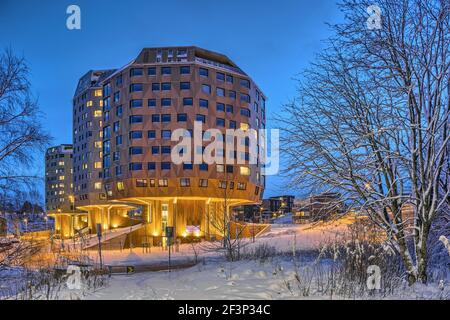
240,108,251,117
180,178,190,187
226,104,233,113
129,131,142,140
237,182,247,190
216,87,225,97
130,83,143,92
129,147,143,155
117,181,125,191
149,179,156,187
115,75,123,86
129,115,143,124
216,118,225,127
161,98,171,107
151,146,160,155
114,91,120,103
130,99,143,108
161,146,171,154
161,82,171,91
161,67,171,75
240,93,251,103
199,68,208,77
148,67,156,76
152,114,160,122
202,84,211,94
219,181,227,189
115,135,123,145
152,83,160,91
216,72,225,81
199,179,208,187
115,165,122,176
158,179,168,187
240,79,250,88
148,99,156,107
216,103,225,112
161,162,171,170
183,97,193,106
94,89,102,97
180,66,190,74
229,90,236,99
129,162,143,171
161,130,171,139
229,120,236,129
183,163,193,170
136,179,148,187
240,166,250,176
148,130,156,139
199,99,208,108
226,75,233,83
116,105,123,117
161,114,171,123
196,114,206,123
199,163,208,171
180,82,190,90
177,113,187,122
148,162,156,170
130,68,143,77
113,121,120,133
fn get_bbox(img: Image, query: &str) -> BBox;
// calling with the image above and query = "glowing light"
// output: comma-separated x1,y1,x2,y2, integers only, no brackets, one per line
153,232,159,237
194,231,201,238
182,232,187,238
112,224,118,228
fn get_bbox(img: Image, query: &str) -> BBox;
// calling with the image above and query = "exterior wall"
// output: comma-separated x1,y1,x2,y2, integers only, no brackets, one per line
45,145,74,212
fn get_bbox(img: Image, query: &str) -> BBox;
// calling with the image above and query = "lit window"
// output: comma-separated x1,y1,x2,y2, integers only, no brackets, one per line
117,181,125,191
94,110,102,117
86,101,93,107
136,179,148,187
94,162,102,169
180,178,190,187
240,123,249,131
94,89,102,97
240,166,250,176
94,182,102,190
158,179,168,187
59,176,65,181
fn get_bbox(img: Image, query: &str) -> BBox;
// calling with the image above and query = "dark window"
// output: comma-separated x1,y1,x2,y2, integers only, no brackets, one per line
161,114,171,123
177,113,187,122
226,104,233,113
183,163,193,170
161,82,171,91
226,165,234,173
216,72,225,81
161,162,171,170
151,146,160,155
161,67,171,75
130,68,143,77
183,97,193,106
199,163,208,171
130,83,143,92
152,114,160,122
216,87,225,97
148,99,156,107
199,99,209,108
116,105,123,117
240,93,250,103
202,84,211,94
161,146,171,154
116,75,123,86
161,98,171,107
148,67,156,76
180,66,190,74
148,130,156,139
199,68,208,77
148,162,156,170
240,79,250,88
152,83,160,91
115,135,123,145
129,162,143,171
199,179,208,187
216,118,225,127
216,103,225,112
136,179,148,187
129,115,143,124
240,108,251,117
129,131,143,139
196,114,206,123
130,99,143,108
226,75,233,83
229,120,236,129
180,82,190,90
180,178,190,187
129,147,143,155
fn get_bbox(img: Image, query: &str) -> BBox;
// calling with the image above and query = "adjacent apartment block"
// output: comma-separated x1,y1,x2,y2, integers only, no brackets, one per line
50,46,267,246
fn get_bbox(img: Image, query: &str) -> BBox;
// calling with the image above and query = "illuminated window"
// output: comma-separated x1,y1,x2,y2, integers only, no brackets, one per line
94,141,102,148
237,183,247,190
180,178,190,187
117,181,125,191
94,89,102,97
240,166,251,176
58,161,64,166
87,100,93,107
94,182,102,190
240,123,249,131
94,110,102,117
94,162,102,169
59,176,65,181
158,179,168,187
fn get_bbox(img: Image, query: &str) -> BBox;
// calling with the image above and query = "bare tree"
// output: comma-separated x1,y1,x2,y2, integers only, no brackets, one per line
279,0,449,284
0,48,51,198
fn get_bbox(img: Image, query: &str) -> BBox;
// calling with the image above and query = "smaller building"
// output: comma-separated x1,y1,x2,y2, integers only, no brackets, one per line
264,195,295,217
293,193,343,223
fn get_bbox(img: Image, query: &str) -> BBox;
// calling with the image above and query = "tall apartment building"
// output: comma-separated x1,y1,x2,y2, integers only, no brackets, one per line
53,46,267,245
45,144,74,212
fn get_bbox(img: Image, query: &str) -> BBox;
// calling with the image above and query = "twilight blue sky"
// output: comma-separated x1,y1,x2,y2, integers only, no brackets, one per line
0,0,343,198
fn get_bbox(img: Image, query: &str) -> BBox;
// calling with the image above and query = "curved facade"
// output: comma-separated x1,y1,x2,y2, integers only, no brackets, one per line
62,47,266,245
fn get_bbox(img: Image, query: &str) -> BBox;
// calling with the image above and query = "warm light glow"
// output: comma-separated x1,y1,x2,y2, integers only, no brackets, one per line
182,232,187,238
194,231,201,237
240,123,249,131
153,232,159,237
112,224,118,228
94,89,102,97
240,166,251,176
